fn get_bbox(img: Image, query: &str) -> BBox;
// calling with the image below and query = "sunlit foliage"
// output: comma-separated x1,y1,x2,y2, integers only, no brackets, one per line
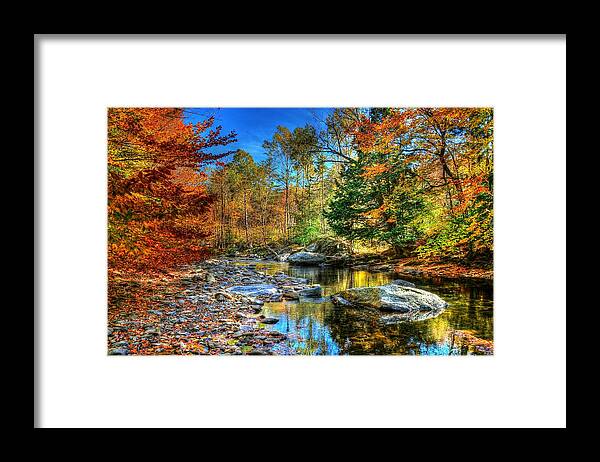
108,108,236,271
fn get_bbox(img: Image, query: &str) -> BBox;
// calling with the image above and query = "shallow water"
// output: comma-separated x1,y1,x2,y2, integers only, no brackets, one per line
239,260,493,355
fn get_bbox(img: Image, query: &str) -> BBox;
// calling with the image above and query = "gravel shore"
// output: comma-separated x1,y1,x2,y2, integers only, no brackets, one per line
107,258,319,355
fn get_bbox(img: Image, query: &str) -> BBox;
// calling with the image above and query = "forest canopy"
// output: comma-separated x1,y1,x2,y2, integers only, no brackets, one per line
107,107,493,273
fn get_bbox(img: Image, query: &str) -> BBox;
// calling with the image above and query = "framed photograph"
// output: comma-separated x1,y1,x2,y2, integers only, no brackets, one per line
35,34,566,428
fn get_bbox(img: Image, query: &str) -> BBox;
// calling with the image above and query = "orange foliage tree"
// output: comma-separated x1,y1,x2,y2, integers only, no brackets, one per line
107,108,236,272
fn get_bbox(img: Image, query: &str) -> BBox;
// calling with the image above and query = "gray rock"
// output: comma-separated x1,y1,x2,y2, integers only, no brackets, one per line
282,290,300,300
148,310,163,316
287,251,326,265
260,317,279,324
305,237,352,255
108,348,129,355
299,285,322,297
227,284,280,298
330,294,354,307
391,279,416,288
331,283,447,321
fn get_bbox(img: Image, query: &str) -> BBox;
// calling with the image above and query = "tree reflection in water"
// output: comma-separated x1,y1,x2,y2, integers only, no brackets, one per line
256,262,493,355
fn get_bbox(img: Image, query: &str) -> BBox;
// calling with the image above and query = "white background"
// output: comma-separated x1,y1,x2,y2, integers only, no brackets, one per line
36,35,566,428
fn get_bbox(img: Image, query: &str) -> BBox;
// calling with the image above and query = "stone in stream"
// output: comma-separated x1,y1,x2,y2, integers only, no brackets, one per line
282,289,300,300
291,277,309,284
245,298,264,313
391,279,416,288
298,285,323,297
331,283,448,321
287,251,326,265
259,317,279,324
226,284,280,298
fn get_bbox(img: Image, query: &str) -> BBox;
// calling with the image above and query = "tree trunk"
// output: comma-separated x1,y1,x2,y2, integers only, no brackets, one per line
243,189,249,245
284,177,290,241
438,133,464,206
320,173,325,233
220,181,225,249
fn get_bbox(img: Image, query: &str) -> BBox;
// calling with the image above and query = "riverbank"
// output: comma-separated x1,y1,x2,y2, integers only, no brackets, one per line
108,258,320,355
392,257,493,281
228,244,493,282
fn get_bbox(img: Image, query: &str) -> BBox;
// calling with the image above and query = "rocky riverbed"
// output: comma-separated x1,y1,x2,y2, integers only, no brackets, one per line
108,252,493,356
107,258,323,355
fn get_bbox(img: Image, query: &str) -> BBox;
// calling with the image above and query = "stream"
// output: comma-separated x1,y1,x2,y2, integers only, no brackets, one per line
235,260,493,355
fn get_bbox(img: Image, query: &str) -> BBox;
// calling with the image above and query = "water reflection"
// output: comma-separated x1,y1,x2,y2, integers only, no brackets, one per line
250,261,493,355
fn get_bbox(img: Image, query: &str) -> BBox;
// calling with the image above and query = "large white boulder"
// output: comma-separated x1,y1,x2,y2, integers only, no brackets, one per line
331,283,448,321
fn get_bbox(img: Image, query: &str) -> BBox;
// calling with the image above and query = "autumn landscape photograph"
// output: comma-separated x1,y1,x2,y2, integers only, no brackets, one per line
108,107,494,356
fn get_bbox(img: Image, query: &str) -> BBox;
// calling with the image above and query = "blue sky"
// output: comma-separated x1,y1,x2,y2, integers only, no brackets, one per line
183,108,335,163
